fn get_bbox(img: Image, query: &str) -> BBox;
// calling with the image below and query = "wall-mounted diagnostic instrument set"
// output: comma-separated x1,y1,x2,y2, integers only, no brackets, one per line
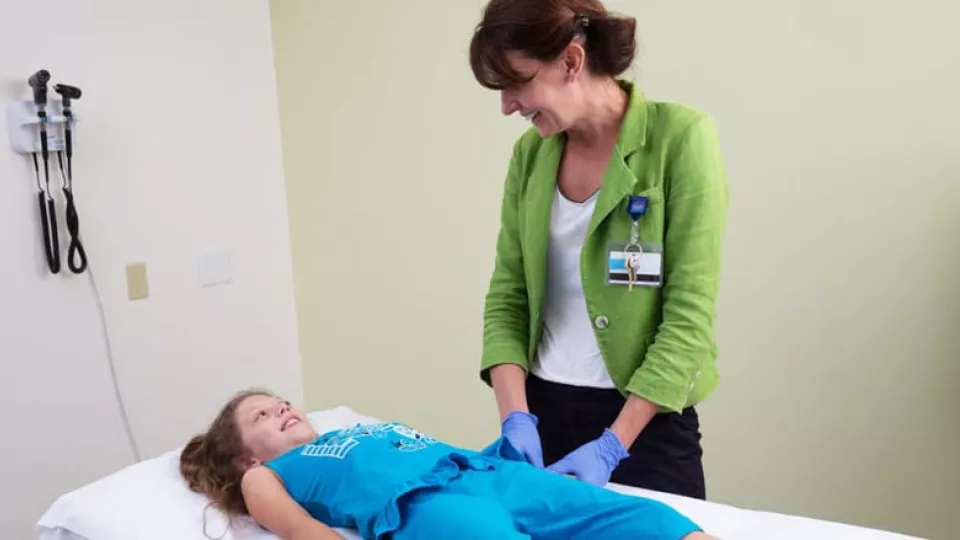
6,69,88,274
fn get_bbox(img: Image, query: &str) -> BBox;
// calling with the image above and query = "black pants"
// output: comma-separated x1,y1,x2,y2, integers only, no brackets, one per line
526,374,706,499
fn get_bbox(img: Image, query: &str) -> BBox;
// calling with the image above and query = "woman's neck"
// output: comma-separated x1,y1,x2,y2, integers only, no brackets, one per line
565,78,628,149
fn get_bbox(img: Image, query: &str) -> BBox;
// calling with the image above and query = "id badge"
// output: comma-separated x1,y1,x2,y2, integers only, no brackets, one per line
607,243,663,288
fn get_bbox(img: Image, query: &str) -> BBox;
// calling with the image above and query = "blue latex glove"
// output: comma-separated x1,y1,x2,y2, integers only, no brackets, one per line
547,428,629,486
500,411,545,468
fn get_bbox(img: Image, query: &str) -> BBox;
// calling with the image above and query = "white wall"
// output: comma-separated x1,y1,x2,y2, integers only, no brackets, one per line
272,1,958,539
0,1,302,538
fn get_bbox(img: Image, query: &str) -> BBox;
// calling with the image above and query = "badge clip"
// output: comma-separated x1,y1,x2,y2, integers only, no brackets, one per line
626,195,648,221
625,195,648,256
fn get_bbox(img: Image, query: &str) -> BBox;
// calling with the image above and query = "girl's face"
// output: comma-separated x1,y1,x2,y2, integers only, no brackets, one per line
234,394,317,467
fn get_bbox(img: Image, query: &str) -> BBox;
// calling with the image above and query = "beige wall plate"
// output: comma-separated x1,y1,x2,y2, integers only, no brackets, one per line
125,262,149,301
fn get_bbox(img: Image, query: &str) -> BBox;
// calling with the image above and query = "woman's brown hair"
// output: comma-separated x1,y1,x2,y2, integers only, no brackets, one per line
470,0,637,90
179,389,273,518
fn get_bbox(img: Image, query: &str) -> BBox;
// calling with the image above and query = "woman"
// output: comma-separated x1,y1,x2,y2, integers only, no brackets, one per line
470,0,728,498
180,390,716,539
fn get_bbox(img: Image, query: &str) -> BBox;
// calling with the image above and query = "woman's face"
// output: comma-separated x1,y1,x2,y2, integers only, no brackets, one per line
499,49,582,138
234,394,317,466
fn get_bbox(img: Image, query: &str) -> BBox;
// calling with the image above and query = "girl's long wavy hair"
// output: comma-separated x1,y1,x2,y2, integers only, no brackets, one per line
179,389,273,518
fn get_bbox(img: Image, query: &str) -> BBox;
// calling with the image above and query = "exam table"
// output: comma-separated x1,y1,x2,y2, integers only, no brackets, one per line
36,406,924,540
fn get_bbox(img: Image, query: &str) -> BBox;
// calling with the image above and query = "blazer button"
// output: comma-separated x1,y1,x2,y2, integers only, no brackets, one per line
594,315,609,329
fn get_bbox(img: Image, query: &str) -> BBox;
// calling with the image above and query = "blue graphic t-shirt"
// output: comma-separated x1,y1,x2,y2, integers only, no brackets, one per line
264,422,516,539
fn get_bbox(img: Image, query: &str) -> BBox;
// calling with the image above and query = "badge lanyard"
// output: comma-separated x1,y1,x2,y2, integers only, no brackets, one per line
624,195,648,291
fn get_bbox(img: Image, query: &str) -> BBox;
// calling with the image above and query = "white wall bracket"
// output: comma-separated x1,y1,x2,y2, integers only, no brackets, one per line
6,99,77,155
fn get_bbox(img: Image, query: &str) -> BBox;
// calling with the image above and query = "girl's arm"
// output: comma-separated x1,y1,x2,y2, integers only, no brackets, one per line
241,466,343,540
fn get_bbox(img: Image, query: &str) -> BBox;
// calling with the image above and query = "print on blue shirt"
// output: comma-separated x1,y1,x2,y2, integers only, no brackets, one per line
300,422,440,460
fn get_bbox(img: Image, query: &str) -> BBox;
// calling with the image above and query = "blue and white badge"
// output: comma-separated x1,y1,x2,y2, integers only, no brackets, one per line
608,245,663,289
607,195,662,290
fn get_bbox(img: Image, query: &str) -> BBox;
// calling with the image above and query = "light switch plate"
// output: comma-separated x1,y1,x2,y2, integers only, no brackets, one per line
198,250,233,288
125,262,149,301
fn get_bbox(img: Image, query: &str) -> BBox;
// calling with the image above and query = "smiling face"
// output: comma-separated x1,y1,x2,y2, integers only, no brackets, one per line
234,394,317,466
499,47,587,138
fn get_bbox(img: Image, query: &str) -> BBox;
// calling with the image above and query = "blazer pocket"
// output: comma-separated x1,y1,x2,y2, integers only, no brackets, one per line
631,184,663,204
627,185,665,243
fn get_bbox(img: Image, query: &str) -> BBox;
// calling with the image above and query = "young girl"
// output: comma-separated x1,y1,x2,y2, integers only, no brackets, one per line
180,390,717,539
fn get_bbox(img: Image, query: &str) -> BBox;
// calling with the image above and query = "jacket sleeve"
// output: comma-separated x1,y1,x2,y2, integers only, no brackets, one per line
480,141,530,384
626,114,729,412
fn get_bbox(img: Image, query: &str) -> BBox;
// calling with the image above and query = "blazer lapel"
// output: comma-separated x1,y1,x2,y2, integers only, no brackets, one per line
587,81,649,236
587,146,637,236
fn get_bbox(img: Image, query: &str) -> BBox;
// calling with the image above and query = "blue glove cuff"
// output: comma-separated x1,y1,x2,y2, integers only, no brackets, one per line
500,411,540,430
599,428,630,467
502,410,538,429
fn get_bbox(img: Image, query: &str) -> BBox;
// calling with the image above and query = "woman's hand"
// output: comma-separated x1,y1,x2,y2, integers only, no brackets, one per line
501,410,545,468
546,428,628,486
491,364,545,468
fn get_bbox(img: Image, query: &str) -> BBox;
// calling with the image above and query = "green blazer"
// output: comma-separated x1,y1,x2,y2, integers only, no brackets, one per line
480,81,729,413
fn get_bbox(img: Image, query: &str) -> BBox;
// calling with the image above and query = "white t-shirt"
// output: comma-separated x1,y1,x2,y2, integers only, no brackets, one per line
530,186,617,389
